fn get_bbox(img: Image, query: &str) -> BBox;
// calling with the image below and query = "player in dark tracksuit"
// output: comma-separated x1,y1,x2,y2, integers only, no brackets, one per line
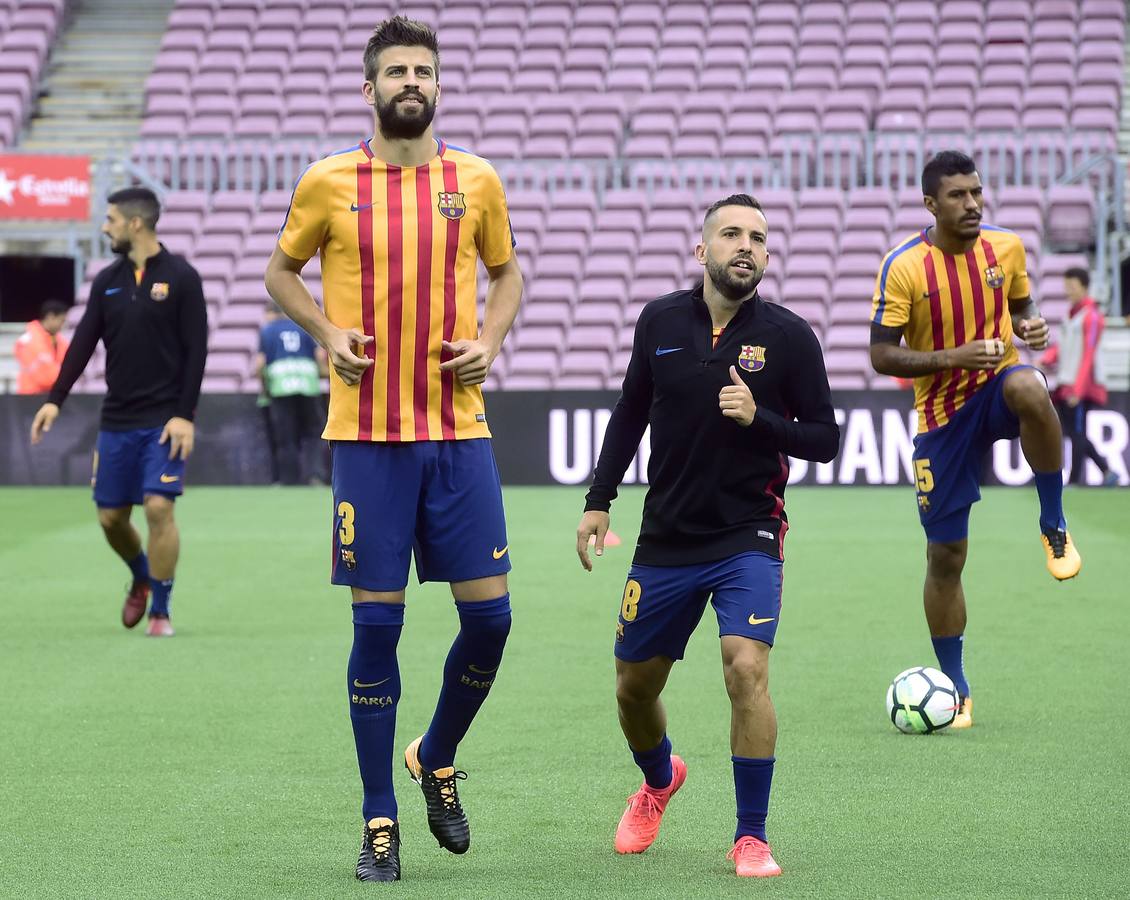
31,187,208,637
576,194,839,879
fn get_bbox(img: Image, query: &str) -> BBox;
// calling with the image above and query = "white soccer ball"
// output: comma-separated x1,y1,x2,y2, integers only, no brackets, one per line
885,666,959,734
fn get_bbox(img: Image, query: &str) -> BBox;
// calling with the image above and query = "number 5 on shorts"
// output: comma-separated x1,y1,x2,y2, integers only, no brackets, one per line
620,579,642,622
915,459,934,493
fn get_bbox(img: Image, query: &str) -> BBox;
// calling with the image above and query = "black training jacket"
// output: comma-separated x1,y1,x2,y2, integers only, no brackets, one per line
585,284,840,565
49,246,208,430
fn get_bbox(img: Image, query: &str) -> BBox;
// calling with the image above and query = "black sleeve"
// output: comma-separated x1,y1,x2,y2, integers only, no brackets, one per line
47,291,103,408
748,323,840,463
584,310,653,512
175,266,209,420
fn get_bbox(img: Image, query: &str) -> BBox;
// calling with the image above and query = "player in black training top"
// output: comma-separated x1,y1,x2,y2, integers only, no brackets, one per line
575,194,839,879
30,187,208,638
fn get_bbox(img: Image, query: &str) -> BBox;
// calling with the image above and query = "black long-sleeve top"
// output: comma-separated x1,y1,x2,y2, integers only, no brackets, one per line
49,246,208,430
585,285,840,565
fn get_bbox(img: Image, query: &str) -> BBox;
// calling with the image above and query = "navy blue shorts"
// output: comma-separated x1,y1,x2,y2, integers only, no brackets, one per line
330,438,510,591
614,551,783,662
92,428,185,508
912,365,1034,543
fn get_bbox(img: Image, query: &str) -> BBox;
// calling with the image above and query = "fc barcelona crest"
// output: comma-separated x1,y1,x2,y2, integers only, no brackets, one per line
437,191,466,220
150,282,169,301
984,265,1005,289
738,345,766,373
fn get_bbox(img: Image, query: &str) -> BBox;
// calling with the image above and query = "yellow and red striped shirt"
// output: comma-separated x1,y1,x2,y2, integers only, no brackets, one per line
278,139,513,442
872,226,1029,433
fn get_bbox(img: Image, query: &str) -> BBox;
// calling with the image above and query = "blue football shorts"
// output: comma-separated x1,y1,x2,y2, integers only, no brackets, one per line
614,550,783,663
330,438,510,591
92,427,185,507
911,364,1037,543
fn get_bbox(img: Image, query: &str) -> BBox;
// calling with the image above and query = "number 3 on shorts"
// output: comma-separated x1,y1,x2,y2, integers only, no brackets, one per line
915,459,934,493
337,500,356,546
620,578,642,622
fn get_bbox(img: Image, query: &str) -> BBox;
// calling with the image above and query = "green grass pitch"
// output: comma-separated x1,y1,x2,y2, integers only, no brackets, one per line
2,485,1128,899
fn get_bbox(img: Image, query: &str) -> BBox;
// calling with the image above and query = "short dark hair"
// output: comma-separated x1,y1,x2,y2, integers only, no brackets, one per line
40,299,68,319
107,186,160,230
1064,267,1090,288
703,193,765,229
921,151,978,197
364,15,440,82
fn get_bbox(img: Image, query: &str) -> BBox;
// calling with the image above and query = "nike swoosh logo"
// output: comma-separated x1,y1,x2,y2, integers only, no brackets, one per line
350,202,374,212
159,474,179,483
748,615,776,625
655,347,683,356
353,677,390,688
105,287,122,295
468,664,498,675
492,545,508,559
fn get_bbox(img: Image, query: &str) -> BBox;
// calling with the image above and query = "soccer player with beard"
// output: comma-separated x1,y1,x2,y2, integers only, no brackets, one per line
30,187,207,638
264,16,523,883
576,195,839,878
870,151,1078,730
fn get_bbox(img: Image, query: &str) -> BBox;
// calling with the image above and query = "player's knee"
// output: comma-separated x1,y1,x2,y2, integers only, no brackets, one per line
926,541,966,580
1004,371,1051,418
142,495,175,528
615,668,661,708
722,650,769,701
97,506,128,533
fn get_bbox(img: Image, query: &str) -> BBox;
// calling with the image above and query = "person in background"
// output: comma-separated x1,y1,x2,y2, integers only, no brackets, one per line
1040,267,1118,487
15,299,70,394
255,302,328,485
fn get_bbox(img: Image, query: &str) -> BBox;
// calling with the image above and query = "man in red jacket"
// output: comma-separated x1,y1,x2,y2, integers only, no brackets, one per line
1041,268,1118,486
14,300,69,394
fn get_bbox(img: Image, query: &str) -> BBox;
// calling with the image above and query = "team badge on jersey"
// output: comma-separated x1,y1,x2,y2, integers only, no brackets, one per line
150,282,169,301
984,265,1005,289
340,548,357,571
738,344,766,373
437,191,466,220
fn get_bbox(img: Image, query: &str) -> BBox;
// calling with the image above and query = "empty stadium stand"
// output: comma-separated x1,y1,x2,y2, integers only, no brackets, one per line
52,0,1126,392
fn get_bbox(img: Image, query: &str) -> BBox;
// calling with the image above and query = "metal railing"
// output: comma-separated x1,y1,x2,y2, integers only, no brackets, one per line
122,129,1118,196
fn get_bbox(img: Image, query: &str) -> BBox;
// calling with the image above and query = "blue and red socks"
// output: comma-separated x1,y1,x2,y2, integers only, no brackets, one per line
733,755,775,842
931,634,970,699
1033,470,1066,532
349,601,404,822
632,734,673,790
418,594,512,771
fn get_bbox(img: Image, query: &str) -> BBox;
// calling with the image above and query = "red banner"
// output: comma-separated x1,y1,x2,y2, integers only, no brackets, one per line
0,155,90,221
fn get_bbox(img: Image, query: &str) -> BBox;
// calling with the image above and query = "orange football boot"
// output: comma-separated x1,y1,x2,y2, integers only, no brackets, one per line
614,755,687,854
951,696,973,729
728,836,782,877
1041,528,1081,581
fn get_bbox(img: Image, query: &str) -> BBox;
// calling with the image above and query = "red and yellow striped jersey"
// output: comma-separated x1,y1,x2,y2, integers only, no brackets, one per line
871,226,1029,433
278,139,513,442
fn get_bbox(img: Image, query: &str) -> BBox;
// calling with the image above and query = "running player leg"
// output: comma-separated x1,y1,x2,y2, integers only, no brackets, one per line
331,442,422,882
141,495,178,636
93,430,149,627
912,411,982,726
925,533,973,727
711,552,783,877
1000,367,1080,579
140,428,185,635
408,440,512,854
611,565,704,855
